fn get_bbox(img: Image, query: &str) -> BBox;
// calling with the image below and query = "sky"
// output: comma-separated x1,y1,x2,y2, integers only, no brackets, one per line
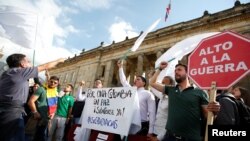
0,0,249,66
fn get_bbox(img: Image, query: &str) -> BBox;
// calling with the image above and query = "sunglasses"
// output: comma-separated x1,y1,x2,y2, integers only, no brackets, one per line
50,80,58,84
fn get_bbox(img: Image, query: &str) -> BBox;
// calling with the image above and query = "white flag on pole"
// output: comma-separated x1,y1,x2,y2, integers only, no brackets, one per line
155,32,220,82
0,5,37,49
130,18,161,52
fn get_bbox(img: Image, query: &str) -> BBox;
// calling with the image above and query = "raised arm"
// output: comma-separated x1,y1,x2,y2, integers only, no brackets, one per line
149,61,168,93
76,81,86,101
37,58,66,72
45,69,50,83
117,60,131,87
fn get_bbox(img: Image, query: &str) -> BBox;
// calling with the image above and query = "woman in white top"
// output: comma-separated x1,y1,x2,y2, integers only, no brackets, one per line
148,74,175,141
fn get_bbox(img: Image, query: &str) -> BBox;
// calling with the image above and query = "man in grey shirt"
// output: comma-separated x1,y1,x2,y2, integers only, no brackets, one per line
0,53,65,141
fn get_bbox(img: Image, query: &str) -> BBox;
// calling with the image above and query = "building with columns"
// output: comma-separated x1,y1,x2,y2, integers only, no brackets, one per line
50,2,250,93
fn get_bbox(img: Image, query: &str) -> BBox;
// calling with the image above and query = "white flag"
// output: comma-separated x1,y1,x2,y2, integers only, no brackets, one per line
0,5,37,49
130,18,161,52
155,32,220,82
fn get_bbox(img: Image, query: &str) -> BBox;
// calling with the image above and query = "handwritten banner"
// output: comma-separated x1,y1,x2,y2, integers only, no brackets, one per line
81,87,137,136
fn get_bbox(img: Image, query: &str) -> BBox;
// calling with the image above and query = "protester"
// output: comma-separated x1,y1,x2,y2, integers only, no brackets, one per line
214,90,239,125
48,84,75,141
28,75,61,141
94,78,103,88
149,61,220,141
72,81,86,124
24,83,40,124
232,86,250,107
75,80,87,101
148,75,175,141
0,53,65,141
117,60,156,136
24,82,40,140
72,79,105,141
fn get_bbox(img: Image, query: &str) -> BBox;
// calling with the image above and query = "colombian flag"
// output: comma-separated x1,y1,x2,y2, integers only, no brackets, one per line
45,86,58,116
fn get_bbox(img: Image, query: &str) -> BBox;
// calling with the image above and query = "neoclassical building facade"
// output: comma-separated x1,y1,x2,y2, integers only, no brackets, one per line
50,2,250,93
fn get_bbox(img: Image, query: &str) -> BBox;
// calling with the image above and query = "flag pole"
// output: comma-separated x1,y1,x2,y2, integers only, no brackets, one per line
121,49,131,60
32,14,39,66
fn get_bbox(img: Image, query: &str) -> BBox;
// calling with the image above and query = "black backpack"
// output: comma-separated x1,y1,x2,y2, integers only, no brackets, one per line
217,95,250,126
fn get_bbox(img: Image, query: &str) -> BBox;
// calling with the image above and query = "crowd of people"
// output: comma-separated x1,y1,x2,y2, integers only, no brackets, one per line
0,53,249,141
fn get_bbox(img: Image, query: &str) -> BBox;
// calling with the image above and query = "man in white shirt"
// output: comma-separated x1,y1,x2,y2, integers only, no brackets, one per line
148,74,175,141
117,60,156,136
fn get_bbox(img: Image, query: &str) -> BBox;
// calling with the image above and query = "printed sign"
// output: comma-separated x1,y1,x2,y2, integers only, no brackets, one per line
188,31,250,89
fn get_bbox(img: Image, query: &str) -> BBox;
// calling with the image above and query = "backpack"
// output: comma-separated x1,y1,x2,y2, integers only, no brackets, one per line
217,95,250,126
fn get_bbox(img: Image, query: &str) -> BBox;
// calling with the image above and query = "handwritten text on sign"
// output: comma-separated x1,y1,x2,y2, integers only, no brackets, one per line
81,87,137,136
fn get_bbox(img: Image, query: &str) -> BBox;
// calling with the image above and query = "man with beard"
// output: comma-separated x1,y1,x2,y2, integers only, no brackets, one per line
149,61,220,141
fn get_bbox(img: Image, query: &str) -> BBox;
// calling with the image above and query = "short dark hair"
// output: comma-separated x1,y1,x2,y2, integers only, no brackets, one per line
175,63,187,72
50,76,59,81
6,53,26,68
67,84,74,90
137,76,147,87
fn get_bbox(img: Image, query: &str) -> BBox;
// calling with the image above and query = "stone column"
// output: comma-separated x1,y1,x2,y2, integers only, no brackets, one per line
137,54,143,76
94,51,102,79
105,60,115,87
73,66,81,91
156,50,164,59
122,59,127,73
129,68,135,85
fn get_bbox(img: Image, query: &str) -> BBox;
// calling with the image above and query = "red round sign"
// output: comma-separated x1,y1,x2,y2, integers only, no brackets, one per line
188,31,250,89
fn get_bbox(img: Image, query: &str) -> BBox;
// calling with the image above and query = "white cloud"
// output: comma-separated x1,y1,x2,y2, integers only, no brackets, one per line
108,17,138,43
66,25,79,34
55,38,66,46
35,0,61,18
62,6,79,14
71,0,114,11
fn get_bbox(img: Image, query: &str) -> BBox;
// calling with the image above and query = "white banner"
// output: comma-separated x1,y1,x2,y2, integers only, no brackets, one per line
0,5,37,49
81,87,137,136
155,32,220,82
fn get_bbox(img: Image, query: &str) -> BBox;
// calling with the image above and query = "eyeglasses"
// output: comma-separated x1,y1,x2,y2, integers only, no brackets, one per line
50,80,58,85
